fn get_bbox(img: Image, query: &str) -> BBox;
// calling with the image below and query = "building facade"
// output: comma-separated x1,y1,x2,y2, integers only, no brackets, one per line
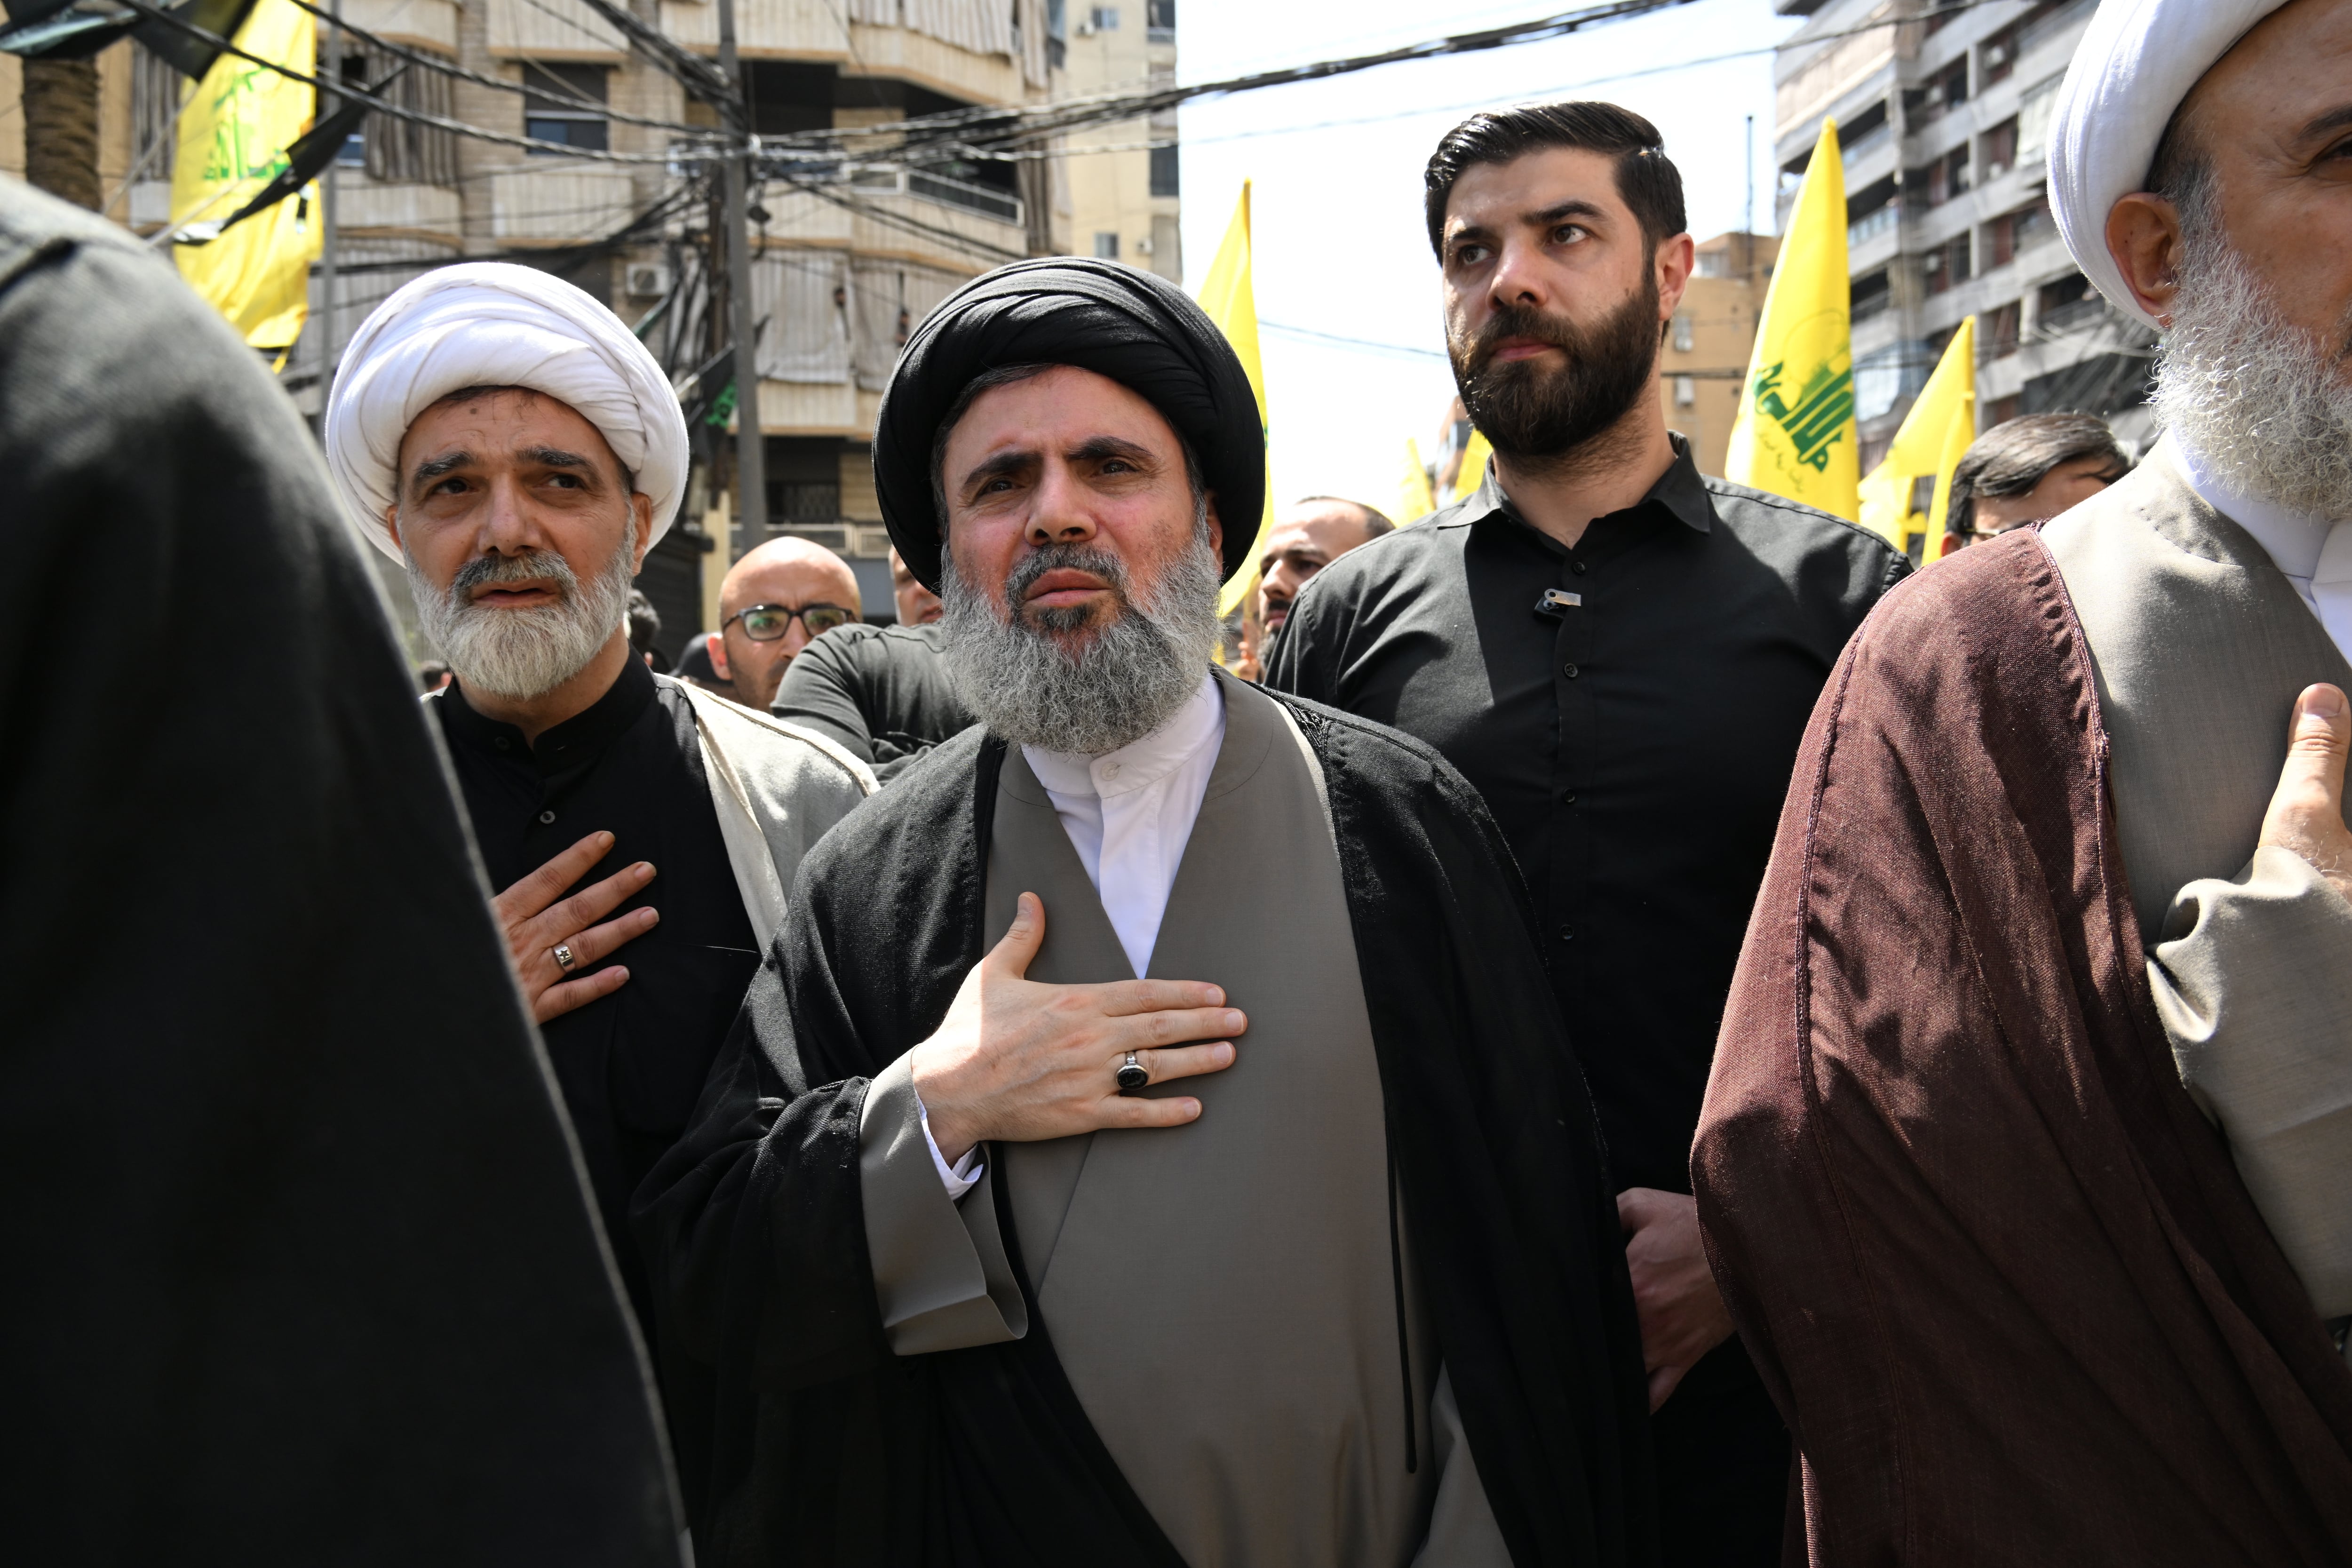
1662,230,1780,477
1057,0,1179,284
1773,0,2152,483
6,0,1170,653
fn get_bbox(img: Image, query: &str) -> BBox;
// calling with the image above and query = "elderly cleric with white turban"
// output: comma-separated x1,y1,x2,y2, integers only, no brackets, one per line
1691,1,2352,1557
324,263,870,1474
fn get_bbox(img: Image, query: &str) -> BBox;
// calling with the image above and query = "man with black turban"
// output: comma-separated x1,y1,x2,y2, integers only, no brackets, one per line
637,257,1656,1568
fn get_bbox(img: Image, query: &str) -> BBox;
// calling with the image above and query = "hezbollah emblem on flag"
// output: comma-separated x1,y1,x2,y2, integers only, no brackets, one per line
1745,326,1856,477
1724,119,1860,522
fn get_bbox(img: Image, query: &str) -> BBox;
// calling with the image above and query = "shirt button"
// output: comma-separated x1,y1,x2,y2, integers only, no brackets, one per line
1560,789,1578,804
1101,762,1121,780
494,737,512,751
1570,561,1589,576
1557,924,1576,942
537,809,556,825
1562,662,1580,679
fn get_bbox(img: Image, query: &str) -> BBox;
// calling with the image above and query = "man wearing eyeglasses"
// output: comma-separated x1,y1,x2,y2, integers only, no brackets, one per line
707,535,866,712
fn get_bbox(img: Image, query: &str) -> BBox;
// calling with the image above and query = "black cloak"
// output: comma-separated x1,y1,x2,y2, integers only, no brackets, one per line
635,694,1657,1567
0,183,680,1560
870,257,1264,591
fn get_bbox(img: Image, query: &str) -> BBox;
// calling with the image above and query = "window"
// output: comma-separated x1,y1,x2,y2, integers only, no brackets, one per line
1985,301,2022,359
1088,5,1120,28
1851,268,1891,322
2037,270,2103,333
2012,197,2055,253
1093,232,1120,259
1149,144,1179,198
334,56,368,165
1979,117,2018,183
1985,213,2016,269
1146,0,1173,41
1046,0,1067,68
2016,73,2064,165
1924,234,1972,295
1672,313,1694,352
1694,249,1728,279
353,45,459,186
522,61,609,155
1979,25,2019,86
1673,374,1697,408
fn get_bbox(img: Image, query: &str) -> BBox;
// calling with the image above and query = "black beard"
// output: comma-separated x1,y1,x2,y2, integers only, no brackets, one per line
1449,274,1661,468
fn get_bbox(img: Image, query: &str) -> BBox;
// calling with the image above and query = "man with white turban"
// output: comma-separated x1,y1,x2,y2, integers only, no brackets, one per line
1692,2,2352,1560
325,262,873,1517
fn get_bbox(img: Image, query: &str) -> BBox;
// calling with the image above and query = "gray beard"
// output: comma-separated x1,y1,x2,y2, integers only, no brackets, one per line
2153,230,2352,517
407,521,637,701
938,532,1222,755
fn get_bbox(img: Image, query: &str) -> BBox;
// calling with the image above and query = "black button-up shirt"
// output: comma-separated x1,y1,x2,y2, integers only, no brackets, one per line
1267,439,1907,1193
434,657,760,1324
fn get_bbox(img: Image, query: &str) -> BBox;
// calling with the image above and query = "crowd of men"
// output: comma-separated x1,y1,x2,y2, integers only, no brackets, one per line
6,0,2350,1562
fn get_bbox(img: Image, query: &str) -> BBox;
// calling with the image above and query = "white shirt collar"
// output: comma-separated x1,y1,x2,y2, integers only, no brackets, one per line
1024,670,1224,800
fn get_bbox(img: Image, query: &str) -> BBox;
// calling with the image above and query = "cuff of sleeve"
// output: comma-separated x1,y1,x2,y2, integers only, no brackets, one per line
918,1095,984,1199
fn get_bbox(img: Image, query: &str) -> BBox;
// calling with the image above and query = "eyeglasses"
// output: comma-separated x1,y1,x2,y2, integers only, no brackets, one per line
723,603,856,642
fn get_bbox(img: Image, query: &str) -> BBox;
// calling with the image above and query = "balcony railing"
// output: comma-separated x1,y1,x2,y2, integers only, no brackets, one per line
2038,295,2109,335
1842,120,1892,166
1848,202,1901,248
844,164,1023,226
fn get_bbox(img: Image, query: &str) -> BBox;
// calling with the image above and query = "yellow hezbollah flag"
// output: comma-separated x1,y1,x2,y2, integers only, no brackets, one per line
1451,426,1493,504
1399,438,1436,524
172,0,321,350
1197,183,1271,617
1923,381,1976,562
1858,316,1977,558
1725,119,1857,520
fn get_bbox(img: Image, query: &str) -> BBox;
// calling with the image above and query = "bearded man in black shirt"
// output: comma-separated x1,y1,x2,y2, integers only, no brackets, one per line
1266,102,1908,1566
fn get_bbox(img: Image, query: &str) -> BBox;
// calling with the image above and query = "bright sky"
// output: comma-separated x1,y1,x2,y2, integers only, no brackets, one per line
1170,0,1802,516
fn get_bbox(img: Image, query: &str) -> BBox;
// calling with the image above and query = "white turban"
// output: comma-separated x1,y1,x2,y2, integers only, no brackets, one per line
2048,0,2288,330
324,262,689,562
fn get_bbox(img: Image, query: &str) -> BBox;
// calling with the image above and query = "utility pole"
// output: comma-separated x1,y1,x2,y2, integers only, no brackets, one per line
1743,113,1755,286
716,0,763,561
320,0,343,396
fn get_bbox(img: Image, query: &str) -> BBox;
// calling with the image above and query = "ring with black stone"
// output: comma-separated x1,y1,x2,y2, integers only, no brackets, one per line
1116,1051,1149,1091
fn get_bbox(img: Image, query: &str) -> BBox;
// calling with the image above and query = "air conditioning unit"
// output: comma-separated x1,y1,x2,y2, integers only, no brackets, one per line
625,262,673,299
1983,42,2009,68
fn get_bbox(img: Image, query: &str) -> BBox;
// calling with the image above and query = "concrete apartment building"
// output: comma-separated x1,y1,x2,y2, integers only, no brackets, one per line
1772,0,2152,485
1058,0,1179,283
4,0,1172,653
1663,229,1780,476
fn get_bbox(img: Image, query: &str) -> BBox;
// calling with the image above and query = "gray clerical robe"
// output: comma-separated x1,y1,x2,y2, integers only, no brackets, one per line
858,671,1508,1567
2043,445,2352,1333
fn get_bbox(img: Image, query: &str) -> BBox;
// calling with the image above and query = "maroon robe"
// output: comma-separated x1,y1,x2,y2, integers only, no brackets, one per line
1692,528,2352,1564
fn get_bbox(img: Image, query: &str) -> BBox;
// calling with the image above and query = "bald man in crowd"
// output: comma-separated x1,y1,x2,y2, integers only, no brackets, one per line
1258,496,1393,643
708,536,864,712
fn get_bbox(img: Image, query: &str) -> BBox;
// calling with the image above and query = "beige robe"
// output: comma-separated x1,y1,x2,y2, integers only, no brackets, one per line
2043,446,2352,1330
858,672,1507,1568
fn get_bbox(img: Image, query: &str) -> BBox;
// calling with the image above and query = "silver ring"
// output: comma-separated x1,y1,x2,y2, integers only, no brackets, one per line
1116,1051,1149,1091
552,942,578,975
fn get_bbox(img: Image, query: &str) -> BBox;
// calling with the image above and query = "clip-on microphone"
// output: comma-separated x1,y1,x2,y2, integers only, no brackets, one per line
1533,588,1583,621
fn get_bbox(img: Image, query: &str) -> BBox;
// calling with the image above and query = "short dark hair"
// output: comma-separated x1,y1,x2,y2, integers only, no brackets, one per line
1950,414,2131,534
1295,494,1394,539
1423,102,1687,259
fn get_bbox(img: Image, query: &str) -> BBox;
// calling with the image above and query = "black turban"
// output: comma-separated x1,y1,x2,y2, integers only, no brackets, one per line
873,256,1264,591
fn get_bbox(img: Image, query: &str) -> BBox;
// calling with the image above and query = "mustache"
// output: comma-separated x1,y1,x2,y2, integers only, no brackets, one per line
451,548,579,601
1458,302,1582,377
1003,543,1134,623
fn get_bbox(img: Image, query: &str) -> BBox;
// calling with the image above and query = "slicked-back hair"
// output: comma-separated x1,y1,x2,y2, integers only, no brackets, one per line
1423,101,1687,259
1950,413,2130,534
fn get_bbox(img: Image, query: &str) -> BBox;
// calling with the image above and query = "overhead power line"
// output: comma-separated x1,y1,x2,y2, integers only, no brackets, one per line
281,0,719,138
761,0,1707,157
111,0,722,163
